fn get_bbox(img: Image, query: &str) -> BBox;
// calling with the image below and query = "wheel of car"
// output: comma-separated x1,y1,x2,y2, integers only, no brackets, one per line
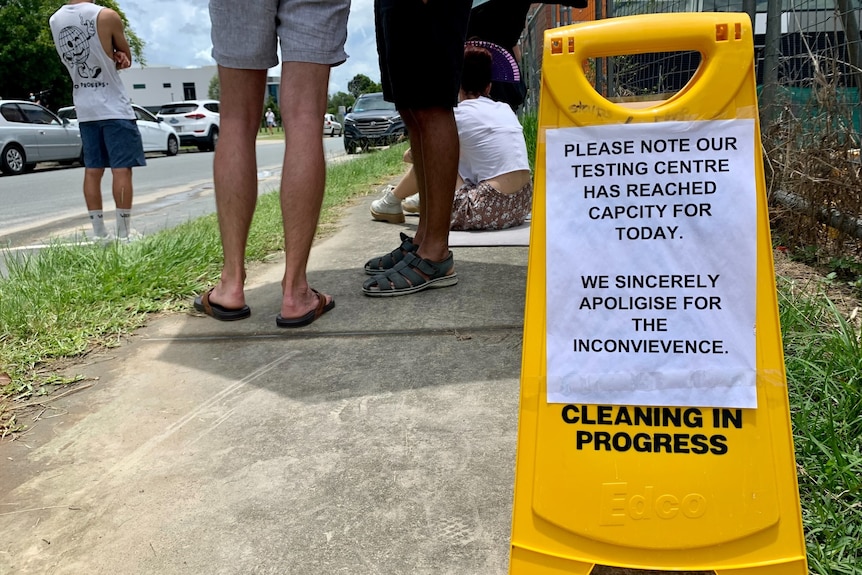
209,127,219,151
167,135,179,156
1,144,26,175
345,141,357,155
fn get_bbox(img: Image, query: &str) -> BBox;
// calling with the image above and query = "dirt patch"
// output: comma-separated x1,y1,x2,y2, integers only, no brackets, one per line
773,247,862,323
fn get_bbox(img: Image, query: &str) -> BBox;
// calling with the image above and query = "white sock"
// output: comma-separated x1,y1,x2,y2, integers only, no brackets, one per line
89,210,107,237
116,209,132,238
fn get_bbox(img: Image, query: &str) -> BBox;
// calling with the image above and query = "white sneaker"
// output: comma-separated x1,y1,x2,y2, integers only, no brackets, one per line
370,185,405,224
118,229,143,243
89,231,114,244
402,193,420,214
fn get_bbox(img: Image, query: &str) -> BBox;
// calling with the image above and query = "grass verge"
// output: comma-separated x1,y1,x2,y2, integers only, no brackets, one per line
779,277,862,574
0,143,408,433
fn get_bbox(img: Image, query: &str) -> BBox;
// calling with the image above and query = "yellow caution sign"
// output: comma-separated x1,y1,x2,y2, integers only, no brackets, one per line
510,13,807,574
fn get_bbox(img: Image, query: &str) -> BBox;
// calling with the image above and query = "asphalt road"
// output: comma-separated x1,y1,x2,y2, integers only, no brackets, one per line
0,136,348,276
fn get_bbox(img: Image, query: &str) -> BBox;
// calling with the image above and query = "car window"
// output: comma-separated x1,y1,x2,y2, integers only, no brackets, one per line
353,95,395,113
204,103,219,113
20,103,60,125
58,108,77,121
158,104,197,115
135,107,156,122
0,103,26,123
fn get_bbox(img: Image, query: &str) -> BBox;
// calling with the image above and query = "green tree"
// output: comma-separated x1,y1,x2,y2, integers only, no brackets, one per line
0,0,145,110
207,73,220,100
327,91,354,115
346,74,381,98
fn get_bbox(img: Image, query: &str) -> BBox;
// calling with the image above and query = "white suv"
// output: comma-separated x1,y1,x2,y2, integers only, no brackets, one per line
157,100,219,152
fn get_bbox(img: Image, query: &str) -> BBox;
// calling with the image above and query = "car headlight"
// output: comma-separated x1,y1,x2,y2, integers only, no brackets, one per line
344,117,356,126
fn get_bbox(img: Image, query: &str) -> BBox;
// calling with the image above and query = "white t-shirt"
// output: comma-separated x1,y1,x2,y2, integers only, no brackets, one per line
453,96,530,185
50,3,134,122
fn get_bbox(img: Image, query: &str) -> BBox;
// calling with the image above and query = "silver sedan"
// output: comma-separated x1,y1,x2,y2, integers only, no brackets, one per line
0,100,82,176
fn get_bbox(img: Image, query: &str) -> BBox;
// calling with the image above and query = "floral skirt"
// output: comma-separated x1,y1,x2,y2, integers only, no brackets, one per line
450,180,533,231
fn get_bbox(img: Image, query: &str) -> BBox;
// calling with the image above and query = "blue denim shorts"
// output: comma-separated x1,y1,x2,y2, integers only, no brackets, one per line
210,0,350,69
79,119,146,169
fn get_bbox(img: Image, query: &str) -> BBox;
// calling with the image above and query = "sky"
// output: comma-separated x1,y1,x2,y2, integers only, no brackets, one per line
120,0,381,96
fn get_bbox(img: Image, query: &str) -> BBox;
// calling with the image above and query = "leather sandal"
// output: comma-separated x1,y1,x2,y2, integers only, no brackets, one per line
364,232,418,275
362,251,458,297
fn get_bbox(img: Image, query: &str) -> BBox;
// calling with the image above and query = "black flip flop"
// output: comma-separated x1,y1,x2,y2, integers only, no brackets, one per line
276,289,335,328
193,288,251,321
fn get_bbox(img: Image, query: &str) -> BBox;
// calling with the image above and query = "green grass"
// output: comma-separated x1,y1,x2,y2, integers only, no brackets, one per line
779,277,862,574
0,143,408,419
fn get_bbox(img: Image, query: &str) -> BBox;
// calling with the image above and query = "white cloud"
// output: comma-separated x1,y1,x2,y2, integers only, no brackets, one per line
122,0,380,95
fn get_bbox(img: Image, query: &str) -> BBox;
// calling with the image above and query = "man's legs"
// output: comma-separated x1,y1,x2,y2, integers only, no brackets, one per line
110,167,134,238
83,167,108,237
208,65,267,311
401,107,459,263
83,168,106,211
110,167,133,209
277,61,333,319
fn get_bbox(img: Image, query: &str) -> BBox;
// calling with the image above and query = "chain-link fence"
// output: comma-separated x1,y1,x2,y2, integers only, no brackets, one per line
522,2,862,265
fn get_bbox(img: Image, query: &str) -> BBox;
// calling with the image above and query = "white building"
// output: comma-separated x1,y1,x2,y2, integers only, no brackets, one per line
119,65,281,112
119,65,218,111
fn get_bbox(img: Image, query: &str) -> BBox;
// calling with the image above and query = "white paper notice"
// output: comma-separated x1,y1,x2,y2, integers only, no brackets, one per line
545,120,757,408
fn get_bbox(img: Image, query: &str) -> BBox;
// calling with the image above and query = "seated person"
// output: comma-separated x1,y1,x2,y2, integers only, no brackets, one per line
370,43,532,231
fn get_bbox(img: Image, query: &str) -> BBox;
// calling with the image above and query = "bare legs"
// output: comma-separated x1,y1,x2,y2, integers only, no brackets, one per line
399,107,459,262
111,167,133,209
208,66,265,311
390,166,419,201
83,167,133,238
208,63,332,318
277,61,333,318
83,168,106,210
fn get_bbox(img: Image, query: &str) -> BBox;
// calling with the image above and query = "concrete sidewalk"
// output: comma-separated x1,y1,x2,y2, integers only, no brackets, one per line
0,194,528,575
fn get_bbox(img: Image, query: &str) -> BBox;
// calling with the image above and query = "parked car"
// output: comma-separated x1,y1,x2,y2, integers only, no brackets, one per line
156,99,220,152
0,100,82,175
323,113,342,137
57,104,180,157
342,93,406,154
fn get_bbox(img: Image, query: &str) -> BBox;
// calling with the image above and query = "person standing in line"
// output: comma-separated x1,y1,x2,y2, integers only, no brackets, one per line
264,107,276,135
363,0,472,296
50,0,144,242
194,0,348,326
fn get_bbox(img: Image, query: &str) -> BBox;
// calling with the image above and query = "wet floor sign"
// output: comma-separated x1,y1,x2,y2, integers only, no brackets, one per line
510,13,807,574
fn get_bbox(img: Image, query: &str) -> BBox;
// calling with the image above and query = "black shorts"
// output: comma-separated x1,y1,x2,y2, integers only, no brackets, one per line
375,0,471,109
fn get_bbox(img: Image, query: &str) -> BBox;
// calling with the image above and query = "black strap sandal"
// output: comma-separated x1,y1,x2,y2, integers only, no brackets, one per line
363,252,458,297
363,232,419,275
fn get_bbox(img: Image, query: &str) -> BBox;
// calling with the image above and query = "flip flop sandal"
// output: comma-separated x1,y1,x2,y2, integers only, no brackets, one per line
276,289,335,328
362,252,458,297
194,288,251,321
364,232,418,275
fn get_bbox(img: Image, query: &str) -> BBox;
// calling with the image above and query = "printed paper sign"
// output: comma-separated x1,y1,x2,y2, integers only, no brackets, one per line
545,120,757,408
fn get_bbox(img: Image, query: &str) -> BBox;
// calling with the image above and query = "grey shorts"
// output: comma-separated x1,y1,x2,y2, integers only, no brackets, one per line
210,0,350,69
